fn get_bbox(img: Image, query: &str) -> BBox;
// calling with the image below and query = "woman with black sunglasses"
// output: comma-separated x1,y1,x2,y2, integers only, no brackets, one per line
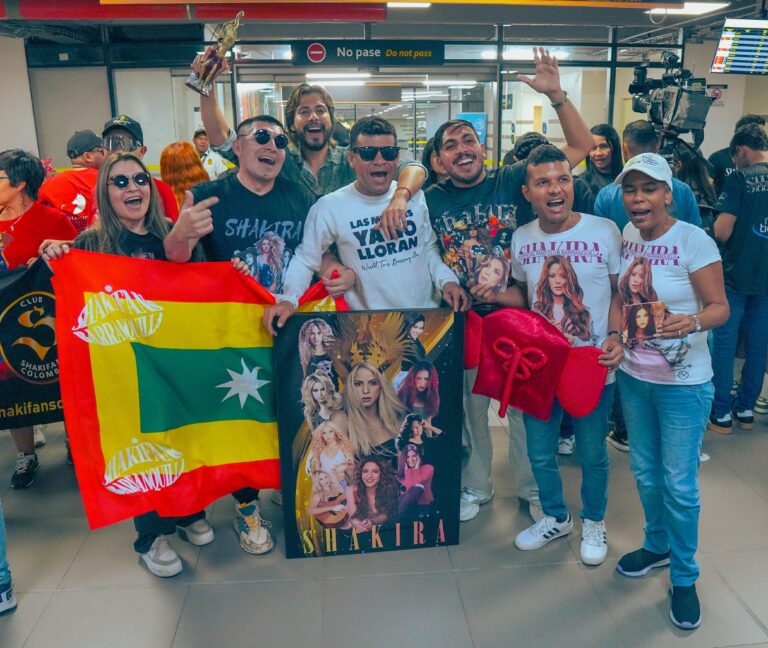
43,152,212,578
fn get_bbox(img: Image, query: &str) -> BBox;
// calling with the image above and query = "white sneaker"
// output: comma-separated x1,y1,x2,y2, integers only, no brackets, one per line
139,536,182,577
580,519,608,565
234,500,273,555
459,498,480,522
558,435,575,456
515,514,573,550
177,518,214,546
33,425,46,448
528,500,545,522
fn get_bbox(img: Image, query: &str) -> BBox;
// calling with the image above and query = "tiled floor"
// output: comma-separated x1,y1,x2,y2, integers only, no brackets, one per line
1,413,767,648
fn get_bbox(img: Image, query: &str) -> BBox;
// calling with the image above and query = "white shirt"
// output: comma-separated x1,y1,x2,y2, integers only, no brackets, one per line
283,181,458,310
200,149,229,180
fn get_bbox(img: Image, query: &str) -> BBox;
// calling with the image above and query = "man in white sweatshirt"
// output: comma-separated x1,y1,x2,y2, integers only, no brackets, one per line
264,116,467,332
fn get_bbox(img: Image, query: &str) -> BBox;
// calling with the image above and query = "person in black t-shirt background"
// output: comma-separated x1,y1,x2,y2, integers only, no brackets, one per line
709,124,768,434
708,114,765,196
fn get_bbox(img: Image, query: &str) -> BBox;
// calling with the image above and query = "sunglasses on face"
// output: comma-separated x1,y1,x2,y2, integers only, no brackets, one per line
108,172,151,189
239,129,289,149
351,146,400,162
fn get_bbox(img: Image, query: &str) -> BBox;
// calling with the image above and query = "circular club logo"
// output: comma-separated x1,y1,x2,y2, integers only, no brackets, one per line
307,42,327,64
0,290,58,384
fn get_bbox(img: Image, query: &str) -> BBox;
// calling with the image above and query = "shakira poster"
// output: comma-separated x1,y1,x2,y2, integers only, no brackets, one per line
274,309,464,559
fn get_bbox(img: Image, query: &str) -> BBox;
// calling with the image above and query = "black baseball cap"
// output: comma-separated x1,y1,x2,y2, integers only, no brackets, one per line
193,128,207,138
102,115,144,144
66,130,102,159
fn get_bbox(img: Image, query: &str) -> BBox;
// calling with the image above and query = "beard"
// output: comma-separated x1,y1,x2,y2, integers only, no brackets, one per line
295,125,331,152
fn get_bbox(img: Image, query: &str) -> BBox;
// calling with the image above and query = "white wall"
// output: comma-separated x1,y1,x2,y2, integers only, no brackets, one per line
29,67,111,168
0,36,39,154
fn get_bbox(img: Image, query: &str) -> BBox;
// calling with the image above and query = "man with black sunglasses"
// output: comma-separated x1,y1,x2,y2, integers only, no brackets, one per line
264,116,466,332
164,115,318,556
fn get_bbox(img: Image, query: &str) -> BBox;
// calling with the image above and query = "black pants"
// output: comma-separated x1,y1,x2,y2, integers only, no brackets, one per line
133,510,206,554
232,488,260,505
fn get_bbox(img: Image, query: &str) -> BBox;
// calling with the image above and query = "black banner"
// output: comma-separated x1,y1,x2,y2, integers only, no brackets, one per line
291,40,445,66
275,309,463,559
0,260,63,429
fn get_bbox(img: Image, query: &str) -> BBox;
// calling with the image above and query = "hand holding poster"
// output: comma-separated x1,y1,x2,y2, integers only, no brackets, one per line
274,310,464,559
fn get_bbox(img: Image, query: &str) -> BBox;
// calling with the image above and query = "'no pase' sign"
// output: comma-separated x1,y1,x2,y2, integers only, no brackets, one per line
292,41,444,66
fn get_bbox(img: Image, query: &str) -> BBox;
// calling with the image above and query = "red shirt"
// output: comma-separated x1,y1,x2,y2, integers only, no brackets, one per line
39,168,99,232
0,202,77,270
153,178,179,222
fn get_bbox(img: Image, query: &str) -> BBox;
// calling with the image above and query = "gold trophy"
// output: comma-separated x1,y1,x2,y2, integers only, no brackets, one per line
186,11,244,97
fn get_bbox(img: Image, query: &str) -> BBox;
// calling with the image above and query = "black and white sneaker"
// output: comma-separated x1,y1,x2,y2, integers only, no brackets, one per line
669,585,701,630
616,547,670,577
10,452,39,489
707,412,732,435
732,409,754,430
514,514,573,550
607,425,629,452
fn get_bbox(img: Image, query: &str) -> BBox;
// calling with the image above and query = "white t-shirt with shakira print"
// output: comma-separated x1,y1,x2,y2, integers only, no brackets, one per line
619,220,721,385
510,213,622,349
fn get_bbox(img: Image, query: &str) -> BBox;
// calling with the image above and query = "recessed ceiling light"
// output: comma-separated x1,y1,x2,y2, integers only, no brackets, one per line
314,80,366,87
306,73,372,79
648,2,729,15
422,79,477,87
387,2,432,8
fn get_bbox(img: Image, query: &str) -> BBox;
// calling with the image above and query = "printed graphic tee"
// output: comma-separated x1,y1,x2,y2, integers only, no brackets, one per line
715,162,768,295
283,181,458,310
192,174,315,294
619,220,721,385
510,213,622,350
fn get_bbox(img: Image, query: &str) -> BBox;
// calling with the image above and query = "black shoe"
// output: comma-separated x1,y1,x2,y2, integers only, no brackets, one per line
707,412,732,434
669,584,701,630
616,548,670,577
732,409,754,430
607,425,629,452
10,452,39,489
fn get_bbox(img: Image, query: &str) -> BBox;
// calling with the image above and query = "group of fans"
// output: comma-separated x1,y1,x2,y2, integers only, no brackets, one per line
1,46,766,635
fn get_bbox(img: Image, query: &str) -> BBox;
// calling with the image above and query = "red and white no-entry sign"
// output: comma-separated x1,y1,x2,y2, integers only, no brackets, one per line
307,42,327,63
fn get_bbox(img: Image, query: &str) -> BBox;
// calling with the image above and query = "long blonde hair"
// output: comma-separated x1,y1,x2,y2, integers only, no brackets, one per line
343,362,406,456
309,420,353,473
301,372,341,426
298,318,335,375
77,152,169,255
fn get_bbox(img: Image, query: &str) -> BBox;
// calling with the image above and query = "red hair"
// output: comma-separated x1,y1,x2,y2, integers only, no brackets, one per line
396,361,440,418
159,141,210,207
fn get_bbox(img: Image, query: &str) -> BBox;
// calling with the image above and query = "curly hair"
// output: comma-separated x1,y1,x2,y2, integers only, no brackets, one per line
533,255,592,342
352,456,398,523
283,84,336,146
159,141,210,208
301,371,341,427
311,470,343,497
396,361,440,418
619,256,659,305
309,420,353,474
396,413,425,452
298,318,335,376
256,231,285,280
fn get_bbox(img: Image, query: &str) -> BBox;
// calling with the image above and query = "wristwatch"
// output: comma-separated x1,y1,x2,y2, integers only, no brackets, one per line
691,314,702,333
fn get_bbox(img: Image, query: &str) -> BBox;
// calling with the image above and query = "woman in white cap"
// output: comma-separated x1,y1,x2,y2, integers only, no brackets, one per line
612,152,729,630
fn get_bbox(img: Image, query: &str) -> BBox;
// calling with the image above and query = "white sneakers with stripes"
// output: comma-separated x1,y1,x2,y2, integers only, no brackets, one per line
514,514,573,551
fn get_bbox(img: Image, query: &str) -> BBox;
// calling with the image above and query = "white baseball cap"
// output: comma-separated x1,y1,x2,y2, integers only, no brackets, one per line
614,152,673,191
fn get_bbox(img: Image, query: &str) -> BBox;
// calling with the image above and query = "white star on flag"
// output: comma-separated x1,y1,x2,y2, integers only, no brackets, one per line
216,358,270,408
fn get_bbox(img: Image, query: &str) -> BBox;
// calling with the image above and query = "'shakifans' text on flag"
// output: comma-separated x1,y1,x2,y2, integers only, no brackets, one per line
52,250,345,529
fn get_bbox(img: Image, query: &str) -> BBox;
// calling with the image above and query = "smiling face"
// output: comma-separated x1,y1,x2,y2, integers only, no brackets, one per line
522,160,574,230
317,471,331,490
409,320,425,340
321,424,336,444
478,258,505,289
415,369,430,393
233,120,287,189
548,262,566,297
293,92,333,152
353,366,381,408
361,461,381,489
621,170,671,233
589,135,612,173
107,159,150,230
348,133,399,196
311,381,328,405
437,124,486,188
406,448,420,469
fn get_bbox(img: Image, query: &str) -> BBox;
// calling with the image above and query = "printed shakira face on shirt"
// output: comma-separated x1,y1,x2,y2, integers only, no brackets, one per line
348,133,399,197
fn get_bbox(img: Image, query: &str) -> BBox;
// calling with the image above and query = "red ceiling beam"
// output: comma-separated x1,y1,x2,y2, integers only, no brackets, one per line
4,0,386,21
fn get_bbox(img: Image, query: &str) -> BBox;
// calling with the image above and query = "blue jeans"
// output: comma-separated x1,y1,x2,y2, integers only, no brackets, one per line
711,287,768,416
524,383,614,522
0,497,10,585
618,372,713,586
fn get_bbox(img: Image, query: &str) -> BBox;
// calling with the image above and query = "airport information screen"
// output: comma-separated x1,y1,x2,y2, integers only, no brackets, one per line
711,18,768,75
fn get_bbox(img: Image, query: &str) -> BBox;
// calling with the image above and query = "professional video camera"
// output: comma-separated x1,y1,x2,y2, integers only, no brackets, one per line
629,50,713,150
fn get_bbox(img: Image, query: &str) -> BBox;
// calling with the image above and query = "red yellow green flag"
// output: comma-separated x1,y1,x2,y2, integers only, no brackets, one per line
52,250,345,529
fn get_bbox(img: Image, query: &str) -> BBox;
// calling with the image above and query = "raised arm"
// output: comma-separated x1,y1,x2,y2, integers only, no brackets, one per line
193,46,232,147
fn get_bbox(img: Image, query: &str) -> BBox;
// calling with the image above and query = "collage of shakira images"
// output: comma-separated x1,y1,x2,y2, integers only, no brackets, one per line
273,310,464,559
